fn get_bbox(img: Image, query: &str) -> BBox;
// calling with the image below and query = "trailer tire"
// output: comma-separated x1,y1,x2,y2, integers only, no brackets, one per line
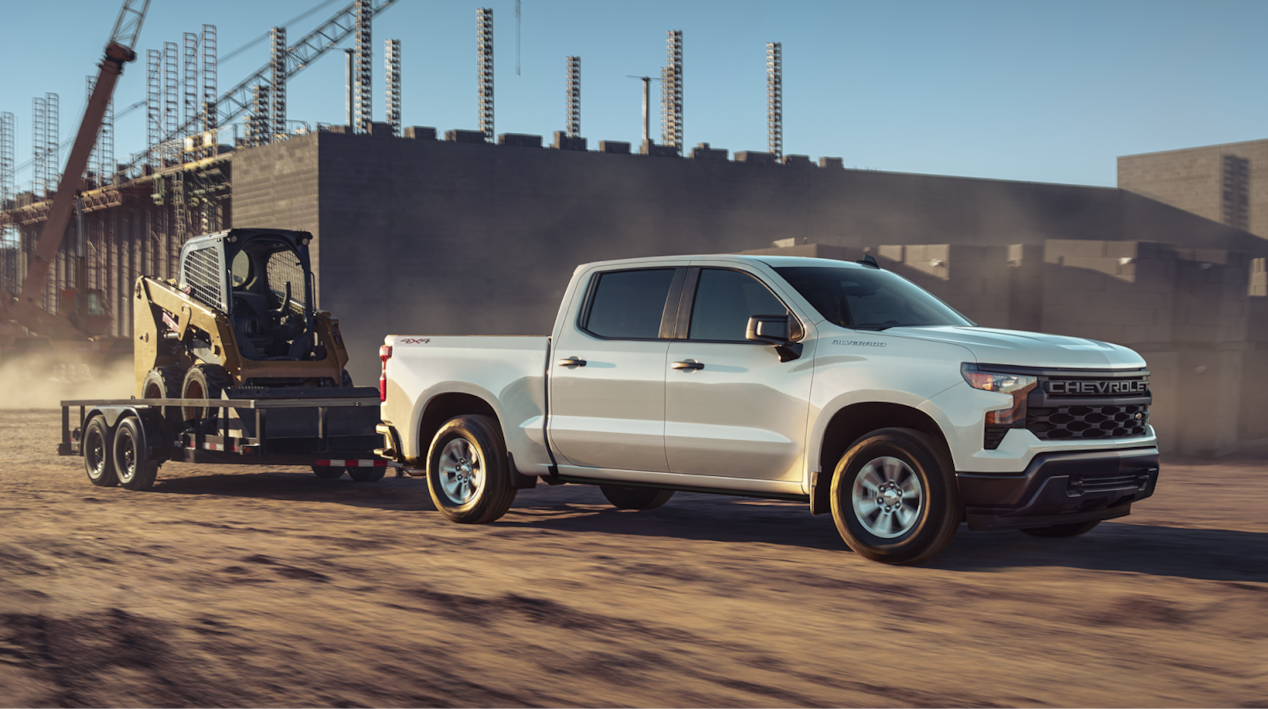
114,417,159,491
311,466,344,479
182,364,231,430
141,366,185,438
426,415,517,524
599,485,675,510
83,415,118,487
348,466,386,482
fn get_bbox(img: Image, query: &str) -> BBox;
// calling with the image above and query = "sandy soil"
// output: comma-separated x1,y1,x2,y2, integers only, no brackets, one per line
0,408,1265,707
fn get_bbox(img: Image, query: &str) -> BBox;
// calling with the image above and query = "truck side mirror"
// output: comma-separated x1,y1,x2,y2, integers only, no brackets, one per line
746,315,803,362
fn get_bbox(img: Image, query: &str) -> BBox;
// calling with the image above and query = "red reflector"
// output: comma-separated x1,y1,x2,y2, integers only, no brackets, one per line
379,345,392,402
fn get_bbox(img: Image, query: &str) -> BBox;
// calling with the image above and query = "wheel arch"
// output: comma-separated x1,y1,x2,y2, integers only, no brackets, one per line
414,390,500,462
811,401,953,515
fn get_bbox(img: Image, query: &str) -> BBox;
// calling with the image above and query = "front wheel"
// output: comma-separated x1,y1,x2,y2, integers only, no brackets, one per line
1021,520,1101,538
829,428,960,565
426,415,516,524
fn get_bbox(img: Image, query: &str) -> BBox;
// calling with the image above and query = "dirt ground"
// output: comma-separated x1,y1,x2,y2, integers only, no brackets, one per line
0,409,1264,708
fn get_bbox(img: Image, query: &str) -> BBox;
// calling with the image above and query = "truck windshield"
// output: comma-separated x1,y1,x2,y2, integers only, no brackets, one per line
773,266,974,330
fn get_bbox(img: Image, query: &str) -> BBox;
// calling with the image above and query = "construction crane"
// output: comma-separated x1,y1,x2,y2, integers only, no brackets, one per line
0,1,149,366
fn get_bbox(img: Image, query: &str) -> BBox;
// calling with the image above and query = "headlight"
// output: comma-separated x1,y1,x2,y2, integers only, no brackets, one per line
962,364,1037,425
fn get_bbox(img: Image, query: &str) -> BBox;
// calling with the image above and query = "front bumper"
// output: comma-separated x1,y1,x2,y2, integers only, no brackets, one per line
956,447,1159,531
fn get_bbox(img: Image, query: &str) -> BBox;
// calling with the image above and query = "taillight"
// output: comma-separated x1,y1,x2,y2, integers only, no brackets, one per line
379,345,393,402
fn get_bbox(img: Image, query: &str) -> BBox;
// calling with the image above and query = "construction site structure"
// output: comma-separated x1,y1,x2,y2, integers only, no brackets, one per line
0,0,399,355
386,39,402,137
565,56,580,139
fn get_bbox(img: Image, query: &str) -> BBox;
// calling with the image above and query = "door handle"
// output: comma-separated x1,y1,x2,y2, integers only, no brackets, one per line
671,360,704,371
556,356,587,367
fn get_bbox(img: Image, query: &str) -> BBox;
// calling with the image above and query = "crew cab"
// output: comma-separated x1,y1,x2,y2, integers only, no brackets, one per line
376,254,1159,564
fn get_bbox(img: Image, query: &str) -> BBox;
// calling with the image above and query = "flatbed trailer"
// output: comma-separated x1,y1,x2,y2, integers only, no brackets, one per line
57,395,389,490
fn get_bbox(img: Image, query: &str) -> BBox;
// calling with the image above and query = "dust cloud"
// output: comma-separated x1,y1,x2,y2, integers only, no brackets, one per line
0,357,134,409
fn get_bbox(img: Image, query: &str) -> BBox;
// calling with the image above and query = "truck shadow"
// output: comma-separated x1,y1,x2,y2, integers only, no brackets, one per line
149,472,1268,583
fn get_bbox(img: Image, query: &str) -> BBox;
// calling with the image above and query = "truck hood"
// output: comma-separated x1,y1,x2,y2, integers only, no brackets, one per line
882,326,1147,369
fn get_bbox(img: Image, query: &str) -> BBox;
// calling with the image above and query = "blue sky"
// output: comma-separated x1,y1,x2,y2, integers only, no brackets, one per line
2,0,1266,190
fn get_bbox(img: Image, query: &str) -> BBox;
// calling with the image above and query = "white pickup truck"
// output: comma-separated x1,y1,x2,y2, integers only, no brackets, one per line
376,254,1159,564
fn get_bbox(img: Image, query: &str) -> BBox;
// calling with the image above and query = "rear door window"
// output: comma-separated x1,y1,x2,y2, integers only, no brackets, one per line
583,269,677,339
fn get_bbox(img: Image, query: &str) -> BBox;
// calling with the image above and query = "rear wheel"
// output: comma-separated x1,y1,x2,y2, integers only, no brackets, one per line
426,415,516,524
141,366,185,438
830,428,961,565
348,466,386,482
114,417,159,491
1020,520,1101,538
599,485,675,510
83,415,118,487
181,364,231,430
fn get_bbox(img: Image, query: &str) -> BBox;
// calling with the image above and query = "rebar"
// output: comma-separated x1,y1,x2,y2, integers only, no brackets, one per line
31,98,46,198
271,27,287,141
660,30,683,152
766,42,782,160
146,49,161,168
354,0,372,134
385,39,401,137
45,93,59,195
202,24,218,158
565,56,580,138
477,8,494,142
184,32,199,160
163,42,179,162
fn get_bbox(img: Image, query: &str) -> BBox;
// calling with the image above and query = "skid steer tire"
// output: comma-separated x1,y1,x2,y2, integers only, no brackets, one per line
141,367,185,440
182,365,232,432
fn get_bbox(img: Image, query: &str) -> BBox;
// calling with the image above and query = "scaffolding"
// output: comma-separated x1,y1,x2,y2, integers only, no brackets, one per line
565,56,580,138
146,49,161,168
660,30,683,153
249,84,271,147
385,39,401,137
163,42,178,163
766,42,782,160
202,24,217,159
271,27,287,141
31,97,46,198
477,8,494,142
184,32,199,158
85,76,114,185
0,111,14,292
354,0,372,134
45,93,59,196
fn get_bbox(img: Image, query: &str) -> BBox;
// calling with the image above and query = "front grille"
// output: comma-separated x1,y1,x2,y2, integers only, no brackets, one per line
1072,474,1146,494
1027,404,1149,441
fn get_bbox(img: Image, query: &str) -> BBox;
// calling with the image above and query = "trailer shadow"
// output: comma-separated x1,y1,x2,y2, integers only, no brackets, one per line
149,466,435,512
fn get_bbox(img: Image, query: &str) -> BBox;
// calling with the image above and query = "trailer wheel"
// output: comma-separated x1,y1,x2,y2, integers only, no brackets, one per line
829,428,960,565
182,365,231,430
348,466,386,482
83,415,118,487
426,415,516,524
142,366,185,439
311,466,345,480
599,485,675,510
114,417,159,491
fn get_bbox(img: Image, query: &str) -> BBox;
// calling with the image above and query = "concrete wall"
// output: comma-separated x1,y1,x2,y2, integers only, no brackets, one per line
1120,138,1268,238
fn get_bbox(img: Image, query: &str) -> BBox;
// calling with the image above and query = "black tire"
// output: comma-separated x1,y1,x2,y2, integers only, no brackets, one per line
829,428,961,565
426,415,516,524
181,364,232,430
1020,520,1101,538
599,485,675,510
311,466,345,480
83,415,118,487
348,466,386,482
141,366,185,438
114,417,159,491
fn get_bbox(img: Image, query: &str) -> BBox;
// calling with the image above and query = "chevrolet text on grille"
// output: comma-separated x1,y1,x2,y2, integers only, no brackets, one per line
1045,380,1149,395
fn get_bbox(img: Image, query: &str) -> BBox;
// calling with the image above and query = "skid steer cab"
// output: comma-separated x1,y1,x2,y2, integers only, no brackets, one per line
133,228,378,449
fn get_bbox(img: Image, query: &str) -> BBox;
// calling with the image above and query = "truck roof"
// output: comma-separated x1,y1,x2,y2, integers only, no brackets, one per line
575,253,871,271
